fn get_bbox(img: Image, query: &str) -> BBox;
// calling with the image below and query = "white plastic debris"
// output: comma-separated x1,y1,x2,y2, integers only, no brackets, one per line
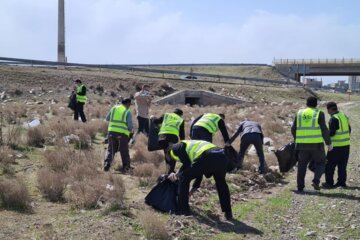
63,134,80,144
23,118,41,128
106,184,114,191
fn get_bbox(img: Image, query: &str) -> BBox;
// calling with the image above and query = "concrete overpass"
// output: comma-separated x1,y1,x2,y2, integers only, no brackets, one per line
273,58,360,81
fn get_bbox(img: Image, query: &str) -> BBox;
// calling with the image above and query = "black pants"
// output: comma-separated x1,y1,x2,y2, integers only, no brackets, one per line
189,126,213,189
297,149,325,190
325,146,350,186
159,134,179,174
238,133,265,173
178,149,231,214
104,133,130,169
191,126,212,142
74,102,87,122
137,116,149,135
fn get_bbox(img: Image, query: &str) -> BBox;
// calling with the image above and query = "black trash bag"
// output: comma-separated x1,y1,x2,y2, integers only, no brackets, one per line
68,91,77,111
148,119,162,151
224,145,239,172
145,179,178,213
275,142,298,173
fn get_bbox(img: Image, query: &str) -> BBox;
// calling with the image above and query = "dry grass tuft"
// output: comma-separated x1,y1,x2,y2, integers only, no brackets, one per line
132,134,164,166
0,176,31,211
37,169,66,202
44,148,74,172
0,146,16,165
140,210,170,240
27,126,45,147
74,129,91,149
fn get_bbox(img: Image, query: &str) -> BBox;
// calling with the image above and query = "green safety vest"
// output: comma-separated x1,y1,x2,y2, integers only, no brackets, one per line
194,113,221,135
108,105,130,136
159,113,184,136
170,140,217,163
331,112,350,147
295,107,324,144
76,84,87,103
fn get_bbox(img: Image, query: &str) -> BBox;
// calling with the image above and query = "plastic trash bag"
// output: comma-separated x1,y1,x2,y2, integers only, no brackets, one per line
148,119,162,151
68,92,76,111
275,142,298,173
23,118,41,128
224,145,239,172
145,179,178,213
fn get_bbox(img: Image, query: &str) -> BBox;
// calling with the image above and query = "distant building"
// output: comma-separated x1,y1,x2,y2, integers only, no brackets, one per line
334,80,349,92
302,78,322,88
348,76,360,92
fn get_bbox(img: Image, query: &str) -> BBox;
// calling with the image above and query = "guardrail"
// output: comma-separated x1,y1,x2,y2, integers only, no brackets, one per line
0,56,300,86
273,58,360,65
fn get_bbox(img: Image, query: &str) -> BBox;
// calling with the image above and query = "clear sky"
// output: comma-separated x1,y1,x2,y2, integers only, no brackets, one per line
1,0,359,83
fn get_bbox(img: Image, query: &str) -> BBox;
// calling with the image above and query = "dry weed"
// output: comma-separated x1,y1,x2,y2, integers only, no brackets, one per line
140,210,170,240
132,134,164,165
27,126,45,147
44,148,74,172
0,176,31,211
0,146,16,165
37,169,66,202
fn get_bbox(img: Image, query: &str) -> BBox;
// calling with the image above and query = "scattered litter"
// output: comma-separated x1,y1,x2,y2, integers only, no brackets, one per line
263,137,274,146
23,118,41,128
305,231,316,237
63,134,80,144
106,184,114,191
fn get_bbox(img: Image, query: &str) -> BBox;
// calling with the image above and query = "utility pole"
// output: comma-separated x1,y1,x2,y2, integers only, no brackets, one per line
58,0,66,69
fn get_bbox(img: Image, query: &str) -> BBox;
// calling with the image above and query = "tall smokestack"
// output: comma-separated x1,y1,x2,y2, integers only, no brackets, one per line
58,0,66,68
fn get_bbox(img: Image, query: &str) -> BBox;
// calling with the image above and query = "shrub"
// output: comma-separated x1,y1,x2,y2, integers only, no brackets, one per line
0,146,16,165
74,129,91,149
0,177,31,211
5,124,22,148
44,148,74,172
140,210,169,240
27,127,45,147
132,134,164,166
65,177,107,209
37,169,66,202
133,163,154,178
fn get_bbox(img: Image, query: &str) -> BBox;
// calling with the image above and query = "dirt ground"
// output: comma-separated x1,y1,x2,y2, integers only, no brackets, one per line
0,66,359,240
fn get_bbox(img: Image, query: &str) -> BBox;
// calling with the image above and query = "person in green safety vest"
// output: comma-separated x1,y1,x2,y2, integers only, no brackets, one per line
323,102,351,188
189,113,230,195
166,140,233,220
190,113,229,143
291,96,332,192
152,108,185,173
103,98,134,173
74,79,87,122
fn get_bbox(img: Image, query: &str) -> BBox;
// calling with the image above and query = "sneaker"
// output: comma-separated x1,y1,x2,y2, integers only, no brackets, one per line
321,182,335,189
225,211,233,221
103,162,111,172
312,182,320,191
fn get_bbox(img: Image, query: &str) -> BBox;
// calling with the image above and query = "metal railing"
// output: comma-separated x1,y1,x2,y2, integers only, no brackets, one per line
273,58,360,65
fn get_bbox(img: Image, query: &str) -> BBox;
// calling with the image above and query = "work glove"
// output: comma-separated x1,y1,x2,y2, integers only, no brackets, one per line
168,172,178,182
327,144,333,152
